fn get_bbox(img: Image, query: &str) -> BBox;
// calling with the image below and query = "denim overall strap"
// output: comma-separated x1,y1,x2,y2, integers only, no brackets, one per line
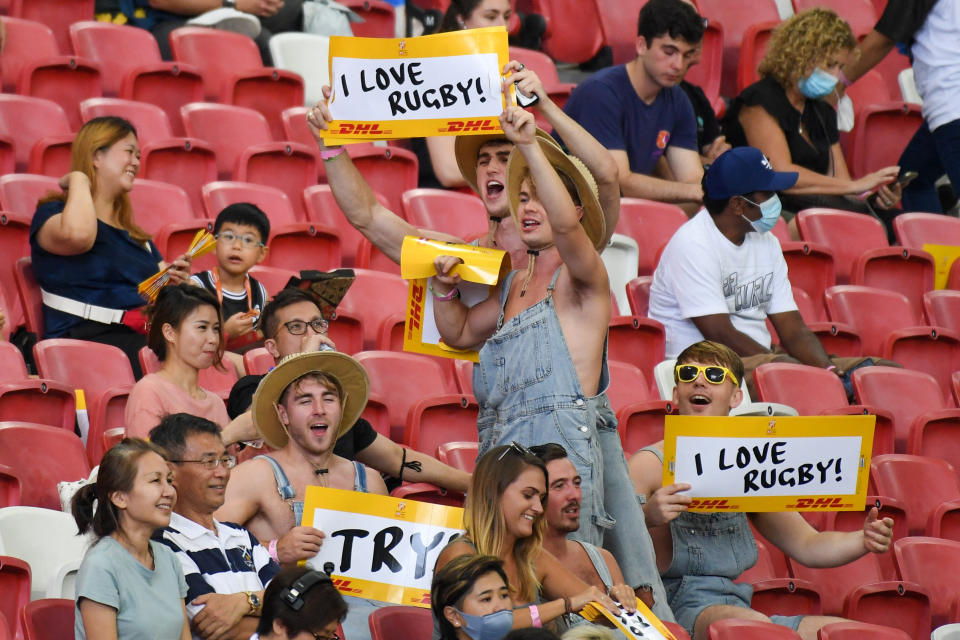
255,455,303,526
352,461,368,493
576,539,614,588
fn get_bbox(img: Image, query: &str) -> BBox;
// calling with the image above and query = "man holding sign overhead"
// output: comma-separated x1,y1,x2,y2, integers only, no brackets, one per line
629,341,894,640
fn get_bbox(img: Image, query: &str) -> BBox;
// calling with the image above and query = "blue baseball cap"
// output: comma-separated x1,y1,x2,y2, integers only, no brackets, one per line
704,147,799,199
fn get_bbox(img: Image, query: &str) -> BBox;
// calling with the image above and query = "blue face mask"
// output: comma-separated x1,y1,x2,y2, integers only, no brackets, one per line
455,608,514,640
740,194,782,233
797,67,838,99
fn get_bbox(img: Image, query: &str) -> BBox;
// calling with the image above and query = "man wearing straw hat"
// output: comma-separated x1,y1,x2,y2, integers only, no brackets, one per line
430,106,674,623
217,349,388,639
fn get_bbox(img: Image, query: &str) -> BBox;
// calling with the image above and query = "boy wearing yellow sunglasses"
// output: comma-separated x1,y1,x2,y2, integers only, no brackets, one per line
628,340,894,640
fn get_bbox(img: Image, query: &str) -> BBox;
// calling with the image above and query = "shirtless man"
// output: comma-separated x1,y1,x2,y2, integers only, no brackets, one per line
216,350,388,640
429,106,673,622
628,340,894,640
531,443,626,592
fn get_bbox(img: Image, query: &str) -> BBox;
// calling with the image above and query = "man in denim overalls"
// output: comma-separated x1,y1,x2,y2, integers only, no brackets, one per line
431,106,673,622
630,340,895,640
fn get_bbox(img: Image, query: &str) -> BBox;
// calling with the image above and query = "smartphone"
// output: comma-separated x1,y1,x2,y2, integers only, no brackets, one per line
514,83,539,108
897,170,918,188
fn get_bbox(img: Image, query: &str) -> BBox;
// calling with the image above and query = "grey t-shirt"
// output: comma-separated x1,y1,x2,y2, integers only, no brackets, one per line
75,536,188,640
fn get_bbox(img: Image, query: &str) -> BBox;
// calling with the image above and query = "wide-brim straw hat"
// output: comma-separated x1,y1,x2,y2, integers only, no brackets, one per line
505,139,605,250
251,351,369,449
454,127,558,198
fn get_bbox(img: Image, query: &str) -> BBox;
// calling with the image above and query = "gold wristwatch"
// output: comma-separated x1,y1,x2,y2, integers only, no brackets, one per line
244,591,262,615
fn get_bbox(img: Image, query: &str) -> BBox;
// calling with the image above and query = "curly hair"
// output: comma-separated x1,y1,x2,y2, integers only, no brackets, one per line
758,8,857,89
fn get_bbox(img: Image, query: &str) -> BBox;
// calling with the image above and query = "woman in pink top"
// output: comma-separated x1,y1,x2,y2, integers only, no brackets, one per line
125,284,230,438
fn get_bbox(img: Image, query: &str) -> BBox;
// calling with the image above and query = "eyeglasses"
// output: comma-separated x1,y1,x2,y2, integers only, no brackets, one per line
675,364,739,386
282,318,330,336
311,632,339,640
215,231,264,248
170,455,237,470
498,441,534,461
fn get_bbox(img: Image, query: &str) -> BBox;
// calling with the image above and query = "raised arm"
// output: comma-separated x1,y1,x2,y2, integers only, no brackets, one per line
354,435,471,493
35,172,99,255
306,89,461,264
505,61,620,245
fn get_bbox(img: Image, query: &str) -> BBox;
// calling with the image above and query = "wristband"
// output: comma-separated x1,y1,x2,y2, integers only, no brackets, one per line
268,538,279,563
826,365,837,373
429,284,460,301
529,605,542,628
319,147,345,161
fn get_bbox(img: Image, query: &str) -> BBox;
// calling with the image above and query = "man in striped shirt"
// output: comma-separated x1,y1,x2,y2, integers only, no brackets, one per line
151,413,281,640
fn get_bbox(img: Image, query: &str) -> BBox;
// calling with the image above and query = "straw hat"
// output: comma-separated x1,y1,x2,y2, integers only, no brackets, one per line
505,140,605,250
251,351,369,449
454,128,558,198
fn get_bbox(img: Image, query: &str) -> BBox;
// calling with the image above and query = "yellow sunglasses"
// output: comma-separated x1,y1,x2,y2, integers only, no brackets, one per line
675,364,739,386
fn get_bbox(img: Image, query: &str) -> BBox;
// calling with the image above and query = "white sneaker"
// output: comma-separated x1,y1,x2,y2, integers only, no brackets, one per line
187,8,262,38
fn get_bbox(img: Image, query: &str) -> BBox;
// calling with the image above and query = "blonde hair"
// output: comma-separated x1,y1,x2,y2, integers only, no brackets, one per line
41,117,150,243
561,627,618,640
758,8,857,89
463,445,547,603
675,340,745,384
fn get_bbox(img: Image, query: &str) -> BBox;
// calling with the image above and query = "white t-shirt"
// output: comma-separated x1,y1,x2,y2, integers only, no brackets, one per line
649,209,797,357
911,0,960,131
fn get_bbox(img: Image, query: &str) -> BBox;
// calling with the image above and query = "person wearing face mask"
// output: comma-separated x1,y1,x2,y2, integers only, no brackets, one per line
433,555,516,640
649,147,856,397
722,8,904,237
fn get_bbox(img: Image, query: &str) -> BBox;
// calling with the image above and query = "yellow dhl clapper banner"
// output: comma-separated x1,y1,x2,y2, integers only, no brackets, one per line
923,243,960,289
399,235,510,362
322,27,510,143
301,486,464,607
581,597,676,640
662,415,874,512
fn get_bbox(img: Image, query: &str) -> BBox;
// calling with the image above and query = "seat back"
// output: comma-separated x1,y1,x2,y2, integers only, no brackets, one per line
337,269,409,351
437,441,478,473
69,21,163,95
848,102,923,177
796,208,889,284
0,211,31,328
0,556,30,640
0,96,70,172
368,605,433,640
625,276,653,317
616,198,688,276
0,507,88,600
0,424,90,510
34,338,135,398
13,257,43,336
0,17,59,92
140,138,218,216
924,290,960,335
405,394,479,456
851,247,934,313
302,184,369,265
346,145,418,216
202,181,298,226
595,0,648,65
607,361,652,414
872,454,960,536
21,599,74,640
0,174,59,219
341,0,395,37
894,536,960,628
10,0,94,54
817,621,911,640
852,367,946,451
128,178,196,232
401,188,488,239
80,98,174,146
242,347,275,376
753,363,847,414
182,103,274,178
823,285,918,355
894,212,960,250
736,20,779,92
607,316,665,382
168,27,264,98
531,0,604,64
707,618,802,639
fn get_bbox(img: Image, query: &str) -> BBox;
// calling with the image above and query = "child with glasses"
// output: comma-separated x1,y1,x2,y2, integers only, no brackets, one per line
627,341,894,640
191,203,270,365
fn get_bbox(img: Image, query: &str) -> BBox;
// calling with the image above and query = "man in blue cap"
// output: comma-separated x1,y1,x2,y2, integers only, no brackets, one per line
648,146,840,394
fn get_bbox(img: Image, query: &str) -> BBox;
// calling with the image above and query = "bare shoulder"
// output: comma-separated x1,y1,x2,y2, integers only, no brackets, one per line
435,540,475,572
229,457,276,493
628,445,664,496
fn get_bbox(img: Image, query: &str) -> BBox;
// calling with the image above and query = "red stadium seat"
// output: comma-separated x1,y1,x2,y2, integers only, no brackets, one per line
69,21,205,135
525,0,604,64
607,361,653,414
894,537,960,630
79,98,174,146
0,422,90,509
0,96,70,174
16,56,101,131
0,464,20,509
788,286,862,357
736,20,779,93
140,138,218,218
13,257,43,337
302,184,378,266
884,326,960,404
405,393,478,456
663,622,691,640
753,362,894,454
696,0,781,99
507,46,577,111
684,20,725,113
169,27,303,140
817,621,912,640
850,247,935,313
201,181,341,272
437,441,478,473
402,188,488,239
738,538,822,616
707,619,802,639
21,599,73,640
616,380,673,453
795,208,889,284
242,347,275,376
779,241,835,320
595,0,647,65
852,366,960,455
10,0,94,54
625,276,653,317
345,144,418,216
33,339,135,465
823,285,921,355
871,454,960,538
844,69,891,118
846,102,923,178
0,17,58,93
247,265,296,298
0,342,76,432
355,237,402,276
129,179,209,263
0,174,58,220
924,290,960,336
823,494,908,578
369,604,433,640
616,198,688,276
341,0,395,37
0,210,30,328
607,316,665,382
895,212,960,250
791,0,877,37
0,556,30,640
389,482,464,507
337,269,408,351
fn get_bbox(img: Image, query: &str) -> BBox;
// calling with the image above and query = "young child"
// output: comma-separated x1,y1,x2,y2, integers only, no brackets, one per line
191,203,269,356
628,340,894,640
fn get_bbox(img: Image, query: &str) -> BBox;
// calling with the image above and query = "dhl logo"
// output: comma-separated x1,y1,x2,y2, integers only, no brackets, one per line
406,283,425,337
784,497,853,510
438,119,498,133
331,578,363,594
409,593,432,605
689,498,738,510
331,123,392,135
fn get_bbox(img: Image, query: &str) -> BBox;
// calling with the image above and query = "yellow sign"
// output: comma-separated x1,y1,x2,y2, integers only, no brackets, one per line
301,486,464,607
662,415,874,512
581,598,677,640
400,236,510,361
923,243,960,289
322,27,510,144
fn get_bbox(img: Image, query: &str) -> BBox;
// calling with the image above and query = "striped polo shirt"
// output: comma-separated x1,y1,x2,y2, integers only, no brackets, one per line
156,512,281,624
